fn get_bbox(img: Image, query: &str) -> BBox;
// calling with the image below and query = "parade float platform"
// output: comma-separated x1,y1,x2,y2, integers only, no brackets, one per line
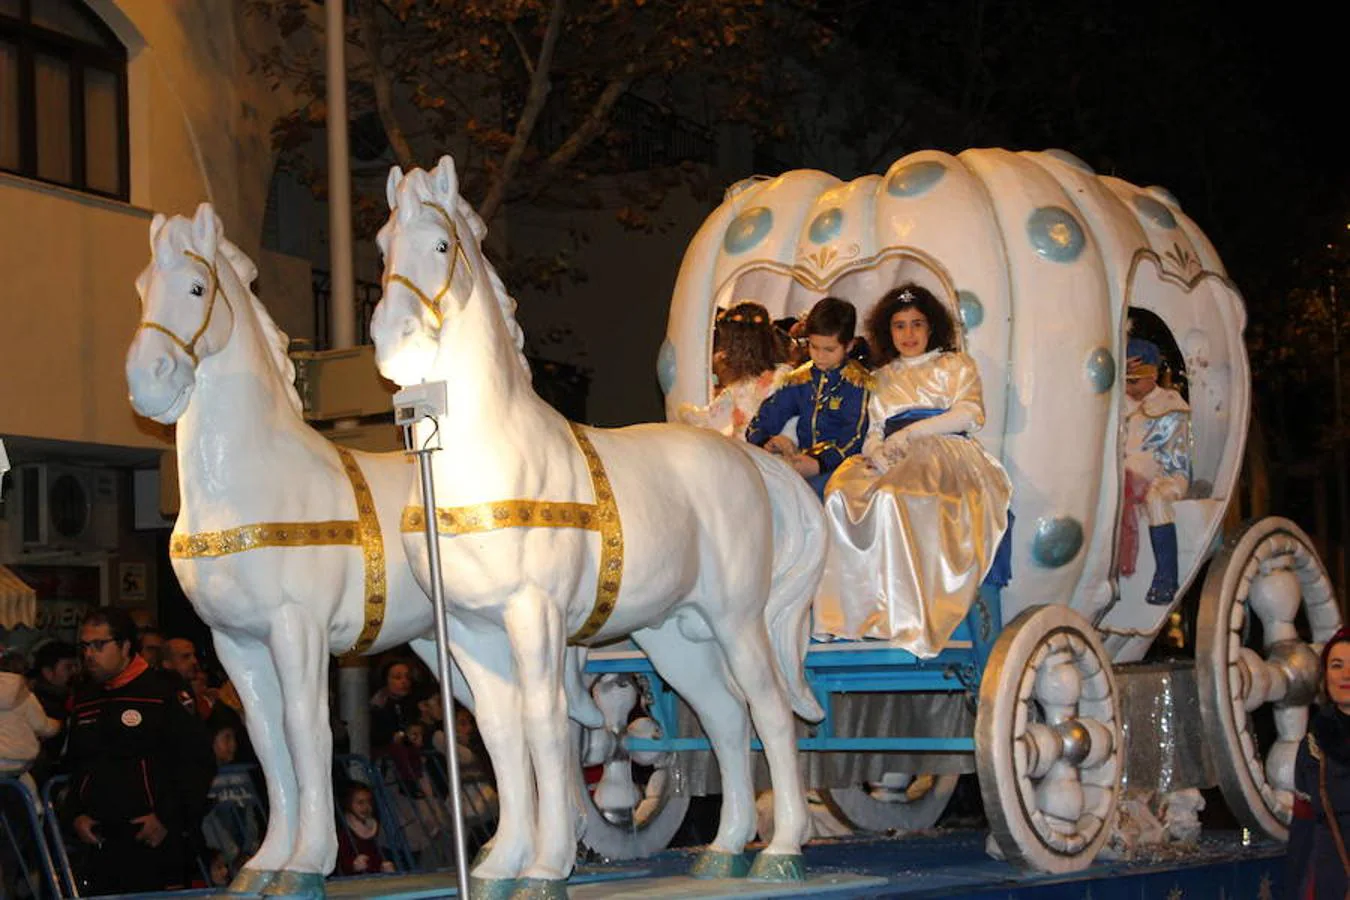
124,830,1284,899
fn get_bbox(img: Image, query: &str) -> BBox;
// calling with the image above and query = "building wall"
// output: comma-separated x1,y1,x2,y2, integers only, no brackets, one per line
508,180,714,427
1,1,305,450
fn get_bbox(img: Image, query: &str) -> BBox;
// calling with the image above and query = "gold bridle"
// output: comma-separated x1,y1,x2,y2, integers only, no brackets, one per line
381,201,470,329
135,249,224,365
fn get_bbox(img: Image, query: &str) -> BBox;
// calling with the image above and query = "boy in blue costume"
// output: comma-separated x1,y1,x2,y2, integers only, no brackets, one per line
1121,337,1192,606
746,296,870,498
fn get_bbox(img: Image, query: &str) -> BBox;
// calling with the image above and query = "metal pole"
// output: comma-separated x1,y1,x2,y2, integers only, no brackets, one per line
411,433,472,897
326,0,356,351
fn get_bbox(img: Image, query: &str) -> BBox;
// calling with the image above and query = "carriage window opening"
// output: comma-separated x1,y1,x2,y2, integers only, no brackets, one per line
0,0,129,200
1126,307,1187,400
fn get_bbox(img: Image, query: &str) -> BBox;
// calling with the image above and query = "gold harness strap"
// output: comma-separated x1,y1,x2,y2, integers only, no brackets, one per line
169,446,388,654
400,423,623,645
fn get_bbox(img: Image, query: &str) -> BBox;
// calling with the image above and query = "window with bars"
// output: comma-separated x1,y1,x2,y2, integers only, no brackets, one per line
0,0,128,200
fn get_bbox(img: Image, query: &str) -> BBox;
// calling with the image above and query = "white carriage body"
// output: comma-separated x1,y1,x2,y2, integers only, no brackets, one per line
662,148,1251,662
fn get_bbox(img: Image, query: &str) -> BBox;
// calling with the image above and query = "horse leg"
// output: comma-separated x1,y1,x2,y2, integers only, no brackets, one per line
212,629,295,894
503,587,572,891
449,618,535,888
632,617,757,877
712,612,810,881
259,605,333,897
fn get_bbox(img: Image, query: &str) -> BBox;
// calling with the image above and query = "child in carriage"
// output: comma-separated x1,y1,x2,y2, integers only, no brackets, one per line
815,285,1012,654
744,296,871,498
1120,337,1192,606
675,300,791,440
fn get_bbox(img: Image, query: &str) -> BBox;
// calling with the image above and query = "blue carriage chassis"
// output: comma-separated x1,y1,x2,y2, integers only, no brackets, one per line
584,585,1003,757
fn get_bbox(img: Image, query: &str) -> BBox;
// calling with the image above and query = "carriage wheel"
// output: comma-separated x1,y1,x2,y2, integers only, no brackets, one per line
824,773,960,833
575,674,691,860
1196,516,1342,841
975,605,1123,873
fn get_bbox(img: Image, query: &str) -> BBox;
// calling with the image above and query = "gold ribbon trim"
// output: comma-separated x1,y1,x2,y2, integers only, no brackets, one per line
400,423,624,645
168,447,388,654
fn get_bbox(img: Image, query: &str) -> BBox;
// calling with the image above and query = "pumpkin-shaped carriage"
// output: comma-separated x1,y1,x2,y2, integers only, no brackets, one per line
578,148,1343,872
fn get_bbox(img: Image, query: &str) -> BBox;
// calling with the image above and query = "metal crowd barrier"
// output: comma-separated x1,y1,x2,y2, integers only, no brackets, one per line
0,775,62,900
31,751,499,896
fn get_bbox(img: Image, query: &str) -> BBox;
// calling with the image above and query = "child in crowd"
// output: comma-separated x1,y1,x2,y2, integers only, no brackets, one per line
745,296,870,497
336,784,397,876
0,648,60,807
677,300,791,440
817,284,1012,652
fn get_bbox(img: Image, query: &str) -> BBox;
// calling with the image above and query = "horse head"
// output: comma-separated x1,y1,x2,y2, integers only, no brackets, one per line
371,155,501,388
126,203,237,423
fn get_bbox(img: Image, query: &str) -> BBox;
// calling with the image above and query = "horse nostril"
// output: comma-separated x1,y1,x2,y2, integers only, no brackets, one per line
401,318,418,338
152,354,175,379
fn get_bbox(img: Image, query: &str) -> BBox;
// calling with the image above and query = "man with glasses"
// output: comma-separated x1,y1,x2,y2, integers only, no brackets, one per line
60,608,216,895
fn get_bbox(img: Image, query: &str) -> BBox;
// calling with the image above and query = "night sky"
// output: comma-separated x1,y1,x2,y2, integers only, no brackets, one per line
826,0,1349,296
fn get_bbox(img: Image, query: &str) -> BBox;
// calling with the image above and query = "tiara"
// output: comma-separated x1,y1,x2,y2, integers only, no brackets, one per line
898,288,915,302
725,313,766,325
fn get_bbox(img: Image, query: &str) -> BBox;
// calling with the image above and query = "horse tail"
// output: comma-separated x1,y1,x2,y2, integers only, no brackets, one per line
738,444,827,723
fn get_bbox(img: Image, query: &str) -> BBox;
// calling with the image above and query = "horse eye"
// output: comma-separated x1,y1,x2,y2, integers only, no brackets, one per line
435,239,449,254
190,283,205,297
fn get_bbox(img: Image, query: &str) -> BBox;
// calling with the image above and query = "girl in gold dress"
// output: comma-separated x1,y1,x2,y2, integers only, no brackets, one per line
817,285,1013,655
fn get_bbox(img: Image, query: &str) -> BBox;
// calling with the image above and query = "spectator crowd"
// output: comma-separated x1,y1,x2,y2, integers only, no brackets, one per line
0,607,494,896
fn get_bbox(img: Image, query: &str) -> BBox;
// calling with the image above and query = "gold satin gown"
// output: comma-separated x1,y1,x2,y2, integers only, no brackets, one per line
817,351,1013,654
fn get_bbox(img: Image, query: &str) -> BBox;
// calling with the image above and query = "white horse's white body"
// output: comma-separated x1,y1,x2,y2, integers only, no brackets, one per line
369,158,826,894
122,206,594,895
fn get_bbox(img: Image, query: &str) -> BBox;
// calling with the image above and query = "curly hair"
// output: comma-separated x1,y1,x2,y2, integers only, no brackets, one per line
714,301,787,384
866,284,958,366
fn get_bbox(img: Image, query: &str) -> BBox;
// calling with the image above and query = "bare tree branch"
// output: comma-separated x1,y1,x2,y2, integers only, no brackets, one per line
506,19,535,77
479,0,567,224
356,0,417,170
524,71,632,198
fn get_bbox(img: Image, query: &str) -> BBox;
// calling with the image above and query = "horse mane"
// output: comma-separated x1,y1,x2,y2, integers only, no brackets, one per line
217,238,304,417
398,171,532,381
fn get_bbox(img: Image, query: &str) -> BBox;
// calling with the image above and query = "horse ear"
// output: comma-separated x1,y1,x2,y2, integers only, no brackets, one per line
191,203,220,261
386,165,403,210
432,155,458,199
149,213,168,255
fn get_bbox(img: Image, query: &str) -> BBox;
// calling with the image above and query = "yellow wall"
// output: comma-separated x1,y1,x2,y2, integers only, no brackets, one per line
0,2,305,450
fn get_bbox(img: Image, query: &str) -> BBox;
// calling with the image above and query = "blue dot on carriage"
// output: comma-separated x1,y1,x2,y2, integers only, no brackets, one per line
885,160,946,197
1133,194,1178,230
1042,148,1095,174
808,208,844,244
1086,346,1116,393
722,207,773,254
958,290,984,330
1026,206,1086,263
656,339,677,394
1031,516,1084,567
1145,184,1180,208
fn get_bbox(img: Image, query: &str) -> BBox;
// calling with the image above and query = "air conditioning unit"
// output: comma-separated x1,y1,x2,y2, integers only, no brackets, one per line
12,464,119,553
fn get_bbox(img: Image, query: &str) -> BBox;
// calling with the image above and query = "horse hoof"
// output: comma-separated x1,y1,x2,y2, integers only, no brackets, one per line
227,868,280,895
508,878,569,899
469,875,519,900
260,870,326,898
748,851,805,882
690,849,751,879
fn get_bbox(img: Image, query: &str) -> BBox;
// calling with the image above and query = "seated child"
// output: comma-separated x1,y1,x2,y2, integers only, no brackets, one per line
336,784,397,875
817,285,1012,652
677,301,791,440
745,296,870,497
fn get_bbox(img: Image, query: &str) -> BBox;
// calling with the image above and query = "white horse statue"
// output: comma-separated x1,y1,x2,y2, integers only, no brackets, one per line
369,156,828,898
124,204,599,897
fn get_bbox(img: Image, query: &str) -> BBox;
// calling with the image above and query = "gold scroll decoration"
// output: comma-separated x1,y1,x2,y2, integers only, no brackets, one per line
400,422,624,645
168,446,388,655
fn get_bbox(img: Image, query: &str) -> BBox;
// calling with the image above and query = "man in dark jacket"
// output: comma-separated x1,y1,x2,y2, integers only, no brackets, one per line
61,608,216,895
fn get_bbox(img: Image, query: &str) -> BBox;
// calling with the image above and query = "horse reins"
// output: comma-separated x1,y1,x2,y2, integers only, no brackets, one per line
136,249,223,364
381,201,469,329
